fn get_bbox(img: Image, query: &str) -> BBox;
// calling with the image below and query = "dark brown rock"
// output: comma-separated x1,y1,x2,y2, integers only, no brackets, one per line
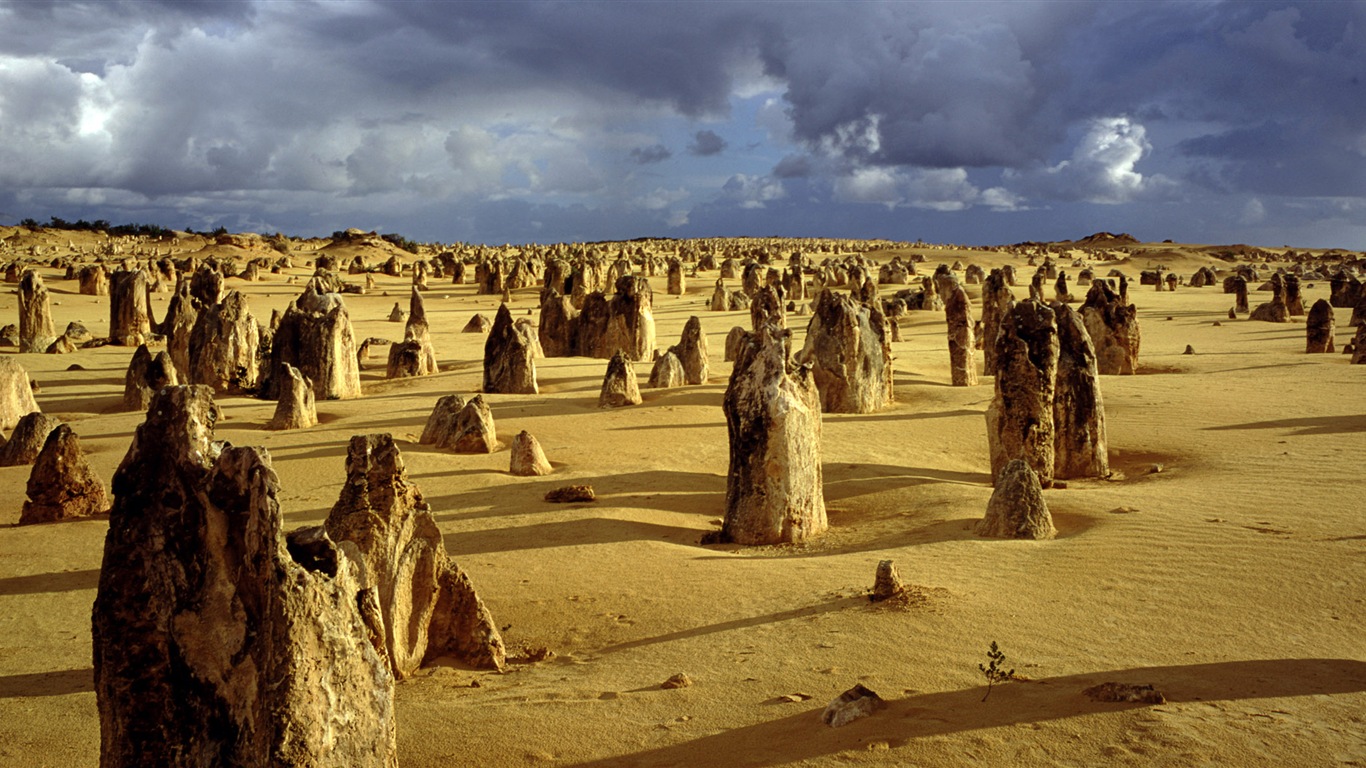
1052,303,1109,480
1083,682,1166,705
538,289,578,357
822,684,885,727
92,386,397,768
986,300,1058,486
1306,299,1336,353
981,269,1016,377
0,412,62,467
545,484,595,503
870,560,905,603
122,344,179,412
19,424,108,524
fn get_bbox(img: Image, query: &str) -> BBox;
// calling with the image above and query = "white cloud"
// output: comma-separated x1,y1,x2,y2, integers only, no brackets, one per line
722,174,786,209
1020,116,1175,204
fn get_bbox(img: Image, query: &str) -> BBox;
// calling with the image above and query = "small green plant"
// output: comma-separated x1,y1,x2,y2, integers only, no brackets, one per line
978,640,1014,702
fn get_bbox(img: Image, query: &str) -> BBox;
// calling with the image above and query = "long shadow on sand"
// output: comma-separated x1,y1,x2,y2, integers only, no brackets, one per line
443,517,698,557
425,469,726,523
568,658,1366,768
594,595,867,656
0,667,93,698
1202,413,1366,436
0,568,99,596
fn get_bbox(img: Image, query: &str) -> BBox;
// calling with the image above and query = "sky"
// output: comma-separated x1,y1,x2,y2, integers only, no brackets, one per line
0,1,1363,248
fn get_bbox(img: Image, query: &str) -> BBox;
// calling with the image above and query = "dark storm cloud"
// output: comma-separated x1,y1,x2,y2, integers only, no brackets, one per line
1,1,1363,247
629,145,672,165
688,130,727,157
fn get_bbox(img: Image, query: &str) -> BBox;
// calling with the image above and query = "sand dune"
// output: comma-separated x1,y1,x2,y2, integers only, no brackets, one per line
0,230,1361,766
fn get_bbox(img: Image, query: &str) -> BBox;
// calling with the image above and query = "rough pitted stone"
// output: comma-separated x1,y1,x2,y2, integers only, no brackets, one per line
1306,299,1336,353
981,269,1016,377
326,434,506,677
945,283,978,386
605,275,656,362
403,288,438,375
723,325,748,362
986,300,1059,486
709,279,731,311
671,315,710,385
509,430,553,476
1232,275,1250,314
538,289,578,357
463,313,492,333
0,412,62,467
266,285,363,400
977,458,1055,539
19,424,108,524
750,285,786,332
92,386,397,768
109,268,152,346
267,364,318,430
0,356,39,430
45,334,77,354
449,395,497,453
188,290,260,395
122,344,179,412
1250,275,1291,323
1081,281,1141,375
798,289,893,413
545,484,595,503
647,349,685,388
78,264,109,296
387,303,405,323
1052,303,1109,480
1284,274,1305,316
413,397,462,448
1353,324,1366,365
189,263,225,306
822,685,885,727
18,270,56,353
160,280,199,379
870,560,905,603
666,258,686,295
719,325,826,545
483,304,539,394
598,351,642,407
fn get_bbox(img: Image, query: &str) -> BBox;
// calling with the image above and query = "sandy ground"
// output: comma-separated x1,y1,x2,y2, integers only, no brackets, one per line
0,234,1362,767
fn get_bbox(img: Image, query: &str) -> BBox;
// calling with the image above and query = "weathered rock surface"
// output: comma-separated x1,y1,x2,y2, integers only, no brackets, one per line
462,314,492,333
1306,299,1336,353
0,412,62,467
267,363,318,430
188,290,261,394
509,430,552,476
538,289,578,357
545,484,595,503
483,303,539,394
160,280,199,379
870,560,905,603
719,325,826,545
986,300,1059,486
646,349,685,388
122,344,179,413
108,268,152,346
945,283,978,386
449,395,497,453
265,284,363,400
78,264,109,296
798,289,893,413
981,269,1016,377
1081,281,1141,375
598,351,642,407
419,395,466,447
822,684,885,727
1250,275,1291,323
19,424,108,524
18,270,56,353
92,386,398,768
388,288,437,378
977,458,1056,539
1052,303,1109,480
326,434,506,677
0,356,39,430
672,315,709,385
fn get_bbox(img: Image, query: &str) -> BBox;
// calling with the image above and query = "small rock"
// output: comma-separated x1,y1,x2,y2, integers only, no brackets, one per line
1109,506,1138,514
1212,321,1222,327
508,431,552,476
1148,463,1164,474
544,485,595,503
870,560,905,603
661,673,692,690
1183,345,1195,355
1083,682,1166,704
821,684,885,727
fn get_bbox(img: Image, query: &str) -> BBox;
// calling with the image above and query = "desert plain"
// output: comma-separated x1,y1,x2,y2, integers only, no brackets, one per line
0,225,1361,767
